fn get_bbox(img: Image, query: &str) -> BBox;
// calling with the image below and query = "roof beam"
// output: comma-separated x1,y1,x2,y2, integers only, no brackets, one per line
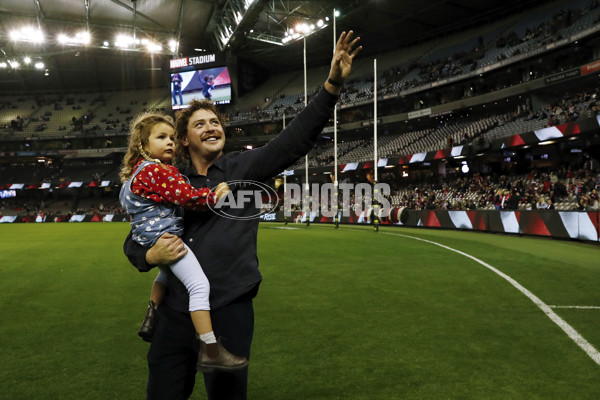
0,10,173,37
174,0,185,55
85,0,91,32
107,0,173,32
32,0,45,30
213,0,268,51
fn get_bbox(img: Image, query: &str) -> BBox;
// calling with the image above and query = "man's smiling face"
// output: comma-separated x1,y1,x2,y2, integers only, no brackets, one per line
181,109,225,160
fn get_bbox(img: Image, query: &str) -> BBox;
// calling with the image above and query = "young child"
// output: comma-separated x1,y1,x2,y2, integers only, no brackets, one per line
119,112,247,372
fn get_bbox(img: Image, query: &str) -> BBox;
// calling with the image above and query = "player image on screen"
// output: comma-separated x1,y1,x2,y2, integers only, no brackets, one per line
199,74,215,100
170,66,231,109
171,72,184,105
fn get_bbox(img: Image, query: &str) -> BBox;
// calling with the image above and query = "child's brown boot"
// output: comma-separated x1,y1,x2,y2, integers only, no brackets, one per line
196,340,248,372
138,301,157,342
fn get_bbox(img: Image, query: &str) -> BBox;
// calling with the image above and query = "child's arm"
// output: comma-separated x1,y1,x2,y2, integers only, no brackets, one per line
132,163,221,211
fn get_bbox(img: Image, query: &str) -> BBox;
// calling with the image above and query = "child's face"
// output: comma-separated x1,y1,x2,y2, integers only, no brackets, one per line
147,122,176,163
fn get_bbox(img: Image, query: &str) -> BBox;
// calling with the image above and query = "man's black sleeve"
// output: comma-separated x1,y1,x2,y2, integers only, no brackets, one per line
123,232,154,272
237,88,338,182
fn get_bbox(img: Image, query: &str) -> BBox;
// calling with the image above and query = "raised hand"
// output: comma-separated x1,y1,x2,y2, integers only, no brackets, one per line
327,30,363,88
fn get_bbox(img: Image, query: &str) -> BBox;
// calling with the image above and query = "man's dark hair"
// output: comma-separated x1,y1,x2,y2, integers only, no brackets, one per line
174,99,227,163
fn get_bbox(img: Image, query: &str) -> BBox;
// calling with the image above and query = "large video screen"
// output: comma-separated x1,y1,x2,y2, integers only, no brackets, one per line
170,66,231,110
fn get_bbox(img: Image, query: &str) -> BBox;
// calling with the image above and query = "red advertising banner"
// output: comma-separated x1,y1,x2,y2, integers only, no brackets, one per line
581,60,600,75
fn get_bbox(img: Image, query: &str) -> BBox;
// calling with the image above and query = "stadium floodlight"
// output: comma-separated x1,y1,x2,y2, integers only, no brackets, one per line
58,31,91,46
295,23,309,34
57,34,69,44
0,62,6,68
113,33,167,54
115,34,135,48
146,42,162,53
8,60,20,69
277,23,320,45
34,62,44,69
23,57,31,64
9,26,45,43
168,40,178,53
265,19,327,46
78,31,91,45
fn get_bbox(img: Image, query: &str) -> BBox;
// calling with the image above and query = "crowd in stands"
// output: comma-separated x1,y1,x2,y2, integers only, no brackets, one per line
283,84,600,173
7,116,25,131
1,157,599,220
386,166,600,212
523,89,595,125
0,194,124,220
2,0,600,222
0,91,169,138
0,1,597,140
225,0,600,128
281,158,596,218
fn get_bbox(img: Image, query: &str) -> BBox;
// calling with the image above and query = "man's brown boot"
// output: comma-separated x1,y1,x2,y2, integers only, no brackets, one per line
196,339,248,372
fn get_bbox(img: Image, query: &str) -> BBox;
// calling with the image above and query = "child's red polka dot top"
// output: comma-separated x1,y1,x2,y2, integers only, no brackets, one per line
130,158,216,211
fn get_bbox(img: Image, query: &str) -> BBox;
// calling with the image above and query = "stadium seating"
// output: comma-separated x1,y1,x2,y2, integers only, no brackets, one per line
1,0,599,219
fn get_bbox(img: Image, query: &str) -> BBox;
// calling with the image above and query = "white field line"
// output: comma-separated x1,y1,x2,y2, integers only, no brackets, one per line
372,230,600,366
549,305,600,309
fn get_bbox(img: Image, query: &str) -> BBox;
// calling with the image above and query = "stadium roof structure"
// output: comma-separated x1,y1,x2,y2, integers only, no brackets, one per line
0,0,551,92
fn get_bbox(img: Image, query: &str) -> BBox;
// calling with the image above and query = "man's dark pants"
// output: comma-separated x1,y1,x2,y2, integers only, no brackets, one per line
146,296,255,400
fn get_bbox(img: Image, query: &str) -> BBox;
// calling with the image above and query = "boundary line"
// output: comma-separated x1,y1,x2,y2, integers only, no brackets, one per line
549,305,600,309
340,227,600,366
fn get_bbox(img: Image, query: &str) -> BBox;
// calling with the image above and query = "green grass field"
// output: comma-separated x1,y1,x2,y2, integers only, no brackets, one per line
1,222,599,399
